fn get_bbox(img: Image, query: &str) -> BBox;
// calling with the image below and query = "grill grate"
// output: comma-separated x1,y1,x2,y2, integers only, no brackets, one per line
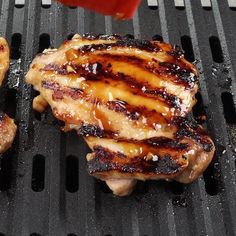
0,0,236,235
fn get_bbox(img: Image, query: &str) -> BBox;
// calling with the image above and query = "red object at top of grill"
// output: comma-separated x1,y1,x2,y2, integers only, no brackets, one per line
57,0,141,19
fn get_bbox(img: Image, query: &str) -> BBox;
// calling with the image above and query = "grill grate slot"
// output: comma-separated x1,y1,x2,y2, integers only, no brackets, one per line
4,89,17,118
221,92,236,124
38,34,51,53
192,92,206,123
15,0,24,7
135,182,149,194
209,36,224,63
203,163,219,196
31,155,45,192
66,155,79,193
67,34,75,40
99,180,112,194
169,182,184,195
10,33,22,60
124,34,135,39
152,34,163,41
181,35,195,62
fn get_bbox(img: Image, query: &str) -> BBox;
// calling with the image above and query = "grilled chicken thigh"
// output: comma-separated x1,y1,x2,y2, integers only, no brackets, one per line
26,34,215,196
0,37,17,154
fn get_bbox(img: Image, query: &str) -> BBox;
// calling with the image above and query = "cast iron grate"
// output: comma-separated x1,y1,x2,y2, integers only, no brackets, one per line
0,0,236,235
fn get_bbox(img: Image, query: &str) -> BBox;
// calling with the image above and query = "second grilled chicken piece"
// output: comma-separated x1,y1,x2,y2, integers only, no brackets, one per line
0,37,17,154
0,38,10,86
26,34,215,196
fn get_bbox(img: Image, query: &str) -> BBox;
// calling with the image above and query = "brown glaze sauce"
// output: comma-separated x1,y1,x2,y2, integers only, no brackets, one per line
43,59,183,109
65,46,197,89
92,105,113,131
41,80,171,129
87,146,186,175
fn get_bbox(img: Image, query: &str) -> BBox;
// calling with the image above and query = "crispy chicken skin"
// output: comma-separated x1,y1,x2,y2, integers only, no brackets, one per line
26,34,215,196
0,37,17,154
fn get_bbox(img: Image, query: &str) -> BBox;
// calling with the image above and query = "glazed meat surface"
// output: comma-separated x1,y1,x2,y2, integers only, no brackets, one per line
0,37,10,86
0,37,17,154
26,34,215,196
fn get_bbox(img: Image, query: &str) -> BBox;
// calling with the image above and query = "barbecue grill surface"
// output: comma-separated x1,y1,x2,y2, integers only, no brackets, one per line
0,0,236,235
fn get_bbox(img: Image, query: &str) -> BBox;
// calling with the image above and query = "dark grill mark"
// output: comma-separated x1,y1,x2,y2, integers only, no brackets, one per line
159,62,198,88
78,124,116,138
175,118,213,152
116,39,160,52
144,89,181,108
41,80,59,90
146,137,189,150
78,39,160,54
78,124,104,137
107,100,127,113
43,64,68,74
88,146,182,175
100,53,144,64
169,45,184,58
82,33,122,40
114,71,181,108
41,81,83,101
177,128,213,152
107,100,167,123
52,90,64,100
